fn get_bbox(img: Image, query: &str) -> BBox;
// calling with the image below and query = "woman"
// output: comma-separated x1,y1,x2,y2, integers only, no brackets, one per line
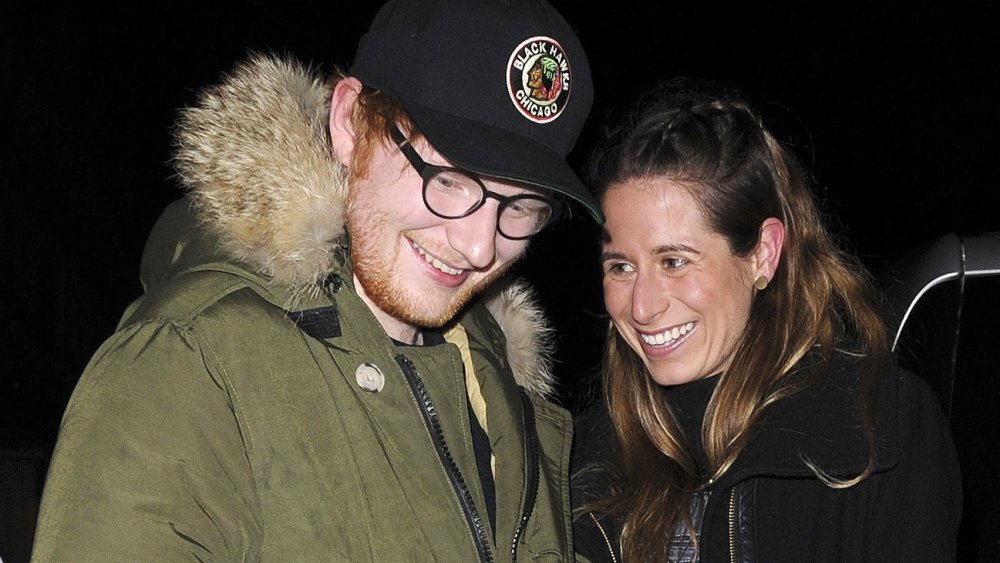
572,81,961,562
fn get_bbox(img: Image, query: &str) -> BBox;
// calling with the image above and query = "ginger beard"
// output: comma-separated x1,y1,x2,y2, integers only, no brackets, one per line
345,181,518,329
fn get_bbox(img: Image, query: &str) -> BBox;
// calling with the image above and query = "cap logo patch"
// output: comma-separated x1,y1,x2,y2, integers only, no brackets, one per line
507,36,572,123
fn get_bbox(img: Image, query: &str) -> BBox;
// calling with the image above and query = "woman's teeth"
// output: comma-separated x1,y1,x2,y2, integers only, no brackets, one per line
641,322,695,345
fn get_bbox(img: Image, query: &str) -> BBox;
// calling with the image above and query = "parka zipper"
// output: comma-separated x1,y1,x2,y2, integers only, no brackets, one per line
511,391,540,563
395,356,542,563
397,354,495,562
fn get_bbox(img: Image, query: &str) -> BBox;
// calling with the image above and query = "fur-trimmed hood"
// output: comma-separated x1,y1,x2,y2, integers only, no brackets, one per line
164,54,556,396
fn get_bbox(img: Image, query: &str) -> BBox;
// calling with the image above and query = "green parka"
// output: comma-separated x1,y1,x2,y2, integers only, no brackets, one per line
32,56,575,562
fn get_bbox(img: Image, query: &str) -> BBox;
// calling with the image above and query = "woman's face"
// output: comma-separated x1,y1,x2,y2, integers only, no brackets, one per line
601,177,758,386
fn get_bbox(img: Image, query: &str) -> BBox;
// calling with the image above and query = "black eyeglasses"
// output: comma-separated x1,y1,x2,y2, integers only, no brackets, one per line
389,125,560,240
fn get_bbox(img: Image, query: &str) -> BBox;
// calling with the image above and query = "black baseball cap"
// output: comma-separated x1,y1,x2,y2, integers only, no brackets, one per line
350,0,603,223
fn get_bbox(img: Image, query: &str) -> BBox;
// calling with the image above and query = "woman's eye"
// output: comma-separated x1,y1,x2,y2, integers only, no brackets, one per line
604,262,634,276
664,257,688,269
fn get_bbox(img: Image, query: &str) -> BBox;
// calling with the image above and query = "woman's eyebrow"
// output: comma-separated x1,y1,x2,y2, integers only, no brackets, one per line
651,243,700,255
599,250,629,263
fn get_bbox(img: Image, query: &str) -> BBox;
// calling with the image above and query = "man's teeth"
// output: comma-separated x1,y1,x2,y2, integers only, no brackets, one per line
415,244,463,275
641,322,695,345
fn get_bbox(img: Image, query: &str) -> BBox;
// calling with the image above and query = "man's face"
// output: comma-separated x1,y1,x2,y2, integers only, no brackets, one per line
346,135,532,339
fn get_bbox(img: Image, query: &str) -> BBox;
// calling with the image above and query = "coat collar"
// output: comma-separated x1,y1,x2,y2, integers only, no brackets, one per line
721,348,900,485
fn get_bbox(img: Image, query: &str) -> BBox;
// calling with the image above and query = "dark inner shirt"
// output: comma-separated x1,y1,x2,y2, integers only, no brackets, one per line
663,374,719,473
662,374,720,562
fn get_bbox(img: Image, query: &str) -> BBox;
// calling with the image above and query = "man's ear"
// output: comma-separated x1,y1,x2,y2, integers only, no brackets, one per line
329,77,363,167
753,217,785,281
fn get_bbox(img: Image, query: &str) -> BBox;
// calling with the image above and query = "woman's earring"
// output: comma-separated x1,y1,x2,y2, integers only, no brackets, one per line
754,275,769,291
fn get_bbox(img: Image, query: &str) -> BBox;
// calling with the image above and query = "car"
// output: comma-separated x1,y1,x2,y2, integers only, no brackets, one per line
883,231,1000,563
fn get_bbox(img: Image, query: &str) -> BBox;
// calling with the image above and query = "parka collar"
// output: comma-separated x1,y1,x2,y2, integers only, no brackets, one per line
172,54,348,299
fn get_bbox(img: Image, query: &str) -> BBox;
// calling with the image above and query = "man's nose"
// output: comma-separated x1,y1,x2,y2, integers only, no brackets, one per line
447,201,500,269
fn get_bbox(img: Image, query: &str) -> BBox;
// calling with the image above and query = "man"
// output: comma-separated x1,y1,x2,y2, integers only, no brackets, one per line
30,0,602,561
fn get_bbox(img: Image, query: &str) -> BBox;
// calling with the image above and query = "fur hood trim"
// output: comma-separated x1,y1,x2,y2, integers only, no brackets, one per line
174,54,346,291
483,281,557,397
171,54,557,397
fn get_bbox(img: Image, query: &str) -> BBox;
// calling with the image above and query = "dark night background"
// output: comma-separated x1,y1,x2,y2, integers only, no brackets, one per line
1,2,998,561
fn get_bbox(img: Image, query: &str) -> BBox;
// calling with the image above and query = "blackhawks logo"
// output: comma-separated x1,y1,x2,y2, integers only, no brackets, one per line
507,36,572,123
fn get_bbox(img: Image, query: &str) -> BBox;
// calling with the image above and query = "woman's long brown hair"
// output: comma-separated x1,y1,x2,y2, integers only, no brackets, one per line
581,80,888,561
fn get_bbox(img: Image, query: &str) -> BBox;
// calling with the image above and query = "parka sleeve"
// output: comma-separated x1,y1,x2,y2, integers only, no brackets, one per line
31,320,261,562
867,369,962,562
